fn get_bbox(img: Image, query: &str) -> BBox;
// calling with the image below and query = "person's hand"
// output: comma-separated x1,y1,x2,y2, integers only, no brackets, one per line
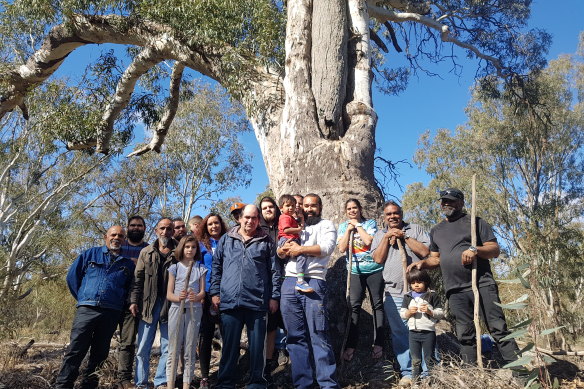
419,303,429,314
407,261,423,272
269,299,279,313
187,289,196,302
179,289,188,301
347,223,356,232
211,295,221,310
129,303,139,317
461,249,477,266
287,240,303,257
277,239,293,257
387,228,405,239
409,305,418,315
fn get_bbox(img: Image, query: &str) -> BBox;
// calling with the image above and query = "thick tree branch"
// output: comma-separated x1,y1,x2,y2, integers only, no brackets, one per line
96,47,163,153
368,5,505,76
127,62,185,157
0,13,252,120
369,28,389,53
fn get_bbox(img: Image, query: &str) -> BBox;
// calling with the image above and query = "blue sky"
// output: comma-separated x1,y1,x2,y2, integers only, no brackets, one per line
53,1,583,214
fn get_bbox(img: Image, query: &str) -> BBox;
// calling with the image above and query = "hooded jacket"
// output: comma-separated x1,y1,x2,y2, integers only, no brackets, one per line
210,226,281,312
400,289,444,331
130,239,177,324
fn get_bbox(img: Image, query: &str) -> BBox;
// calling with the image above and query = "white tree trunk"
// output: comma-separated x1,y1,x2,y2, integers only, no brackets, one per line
252,0,382,227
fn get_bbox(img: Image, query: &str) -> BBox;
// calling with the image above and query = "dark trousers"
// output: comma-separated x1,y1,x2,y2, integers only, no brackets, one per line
346,271,385,348
217,308,267,389
199,294,220,378
448,284,519,364
409,331,436,379
55,306,121,389
117,305,138,382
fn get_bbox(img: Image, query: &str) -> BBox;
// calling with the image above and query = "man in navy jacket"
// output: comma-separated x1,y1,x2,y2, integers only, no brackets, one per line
55,226,135,389
210,204,281,389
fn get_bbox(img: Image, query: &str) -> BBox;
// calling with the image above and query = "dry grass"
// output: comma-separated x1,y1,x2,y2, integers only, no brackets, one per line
1,338,583,389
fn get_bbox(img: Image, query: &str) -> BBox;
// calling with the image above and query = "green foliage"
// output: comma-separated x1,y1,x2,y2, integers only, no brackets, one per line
76,81,252,236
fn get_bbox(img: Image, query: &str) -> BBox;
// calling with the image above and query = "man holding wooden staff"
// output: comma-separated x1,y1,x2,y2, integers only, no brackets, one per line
409,188,519,366
372,201,430,387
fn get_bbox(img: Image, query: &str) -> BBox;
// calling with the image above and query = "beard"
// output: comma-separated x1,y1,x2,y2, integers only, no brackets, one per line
110,240,121,250
159,236,170,247
127,229,145,243
442,205,460,218
304,212,321,226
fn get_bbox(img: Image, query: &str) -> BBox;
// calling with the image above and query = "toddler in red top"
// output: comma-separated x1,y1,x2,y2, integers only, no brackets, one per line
278,194,313,293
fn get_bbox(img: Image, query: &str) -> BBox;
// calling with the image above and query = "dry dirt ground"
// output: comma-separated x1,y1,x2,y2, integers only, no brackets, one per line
1,333,583,389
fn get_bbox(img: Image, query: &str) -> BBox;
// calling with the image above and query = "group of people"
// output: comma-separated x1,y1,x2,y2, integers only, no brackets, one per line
54,188,520,389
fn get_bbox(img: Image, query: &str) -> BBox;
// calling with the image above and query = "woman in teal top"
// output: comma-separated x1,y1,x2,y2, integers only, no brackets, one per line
337,198,384,361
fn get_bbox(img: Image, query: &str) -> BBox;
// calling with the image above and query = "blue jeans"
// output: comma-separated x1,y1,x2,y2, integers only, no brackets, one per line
134,298,169,387
217,309,267,389
280,277,339,389
384,294,412,378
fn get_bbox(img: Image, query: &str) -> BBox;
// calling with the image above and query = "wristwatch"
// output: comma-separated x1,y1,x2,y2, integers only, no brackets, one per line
404,231,411,240
355,223,363,228
468,246,478,253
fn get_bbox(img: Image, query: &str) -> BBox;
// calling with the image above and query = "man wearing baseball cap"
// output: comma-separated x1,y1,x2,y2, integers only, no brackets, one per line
409,188,519,366
230,202,245,227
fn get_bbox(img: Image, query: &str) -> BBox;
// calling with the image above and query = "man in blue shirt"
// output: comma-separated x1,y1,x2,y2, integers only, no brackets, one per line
55,225,135,389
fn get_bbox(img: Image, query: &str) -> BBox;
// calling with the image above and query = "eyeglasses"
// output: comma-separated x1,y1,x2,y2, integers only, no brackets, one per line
439,189,464,200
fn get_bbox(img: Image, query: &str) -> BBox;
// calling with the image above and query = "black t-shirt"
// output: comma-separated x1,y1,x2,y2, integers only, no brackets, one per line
429,213,497,294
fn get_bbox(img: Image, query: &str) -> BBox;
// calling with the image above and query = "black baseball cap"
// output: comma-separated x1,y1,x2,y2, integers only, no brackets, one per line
439,188,464,201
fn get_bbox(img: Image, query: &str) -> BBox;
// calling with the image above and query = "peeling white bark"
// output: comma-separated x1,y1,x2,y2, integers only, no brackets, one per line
127,62,185,156
98,47,163,153
347,0,373,108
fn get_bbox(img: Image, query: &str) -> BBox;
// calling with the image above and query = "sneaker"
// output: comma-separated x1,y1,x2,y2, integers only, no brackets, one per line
295,281,314,293
397,376,412,387
199,378,209,389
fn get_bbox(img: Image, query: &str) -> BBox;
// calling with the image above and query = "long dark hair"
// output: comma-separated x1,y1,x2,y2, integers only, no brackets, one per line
197,213,227,251
175,235,202,262
345,198,366,221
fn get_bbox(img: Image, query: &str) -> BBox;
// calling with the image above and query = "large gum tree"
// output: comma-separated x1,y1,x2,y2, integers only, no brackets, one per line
0,0,549,223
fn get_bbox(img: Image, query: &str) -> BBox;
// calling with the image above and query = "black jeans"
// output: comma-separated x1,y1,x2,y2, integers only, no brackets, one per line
409,330,436,379
448,284,519,364
116,305,138,382
199,294,220,378
55,306,121,389
346,271,385,349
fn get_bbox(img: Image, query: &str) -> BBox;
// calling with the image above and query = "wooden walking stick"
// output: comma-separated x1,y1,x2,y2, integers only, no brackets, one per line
396,239,409,293
168,260,195,389
471,174,483,368
340,229,355,371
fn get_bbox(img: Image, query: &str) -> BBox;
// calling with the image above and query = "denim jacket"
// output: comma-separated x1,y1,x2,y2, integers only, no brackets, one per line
66,246,135,311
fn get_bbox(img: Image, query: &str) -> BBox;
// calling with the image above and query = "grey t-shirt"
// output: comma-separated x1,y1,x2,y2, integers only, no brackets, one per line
168,261,208,307
429,213,497,294
371,222,430,297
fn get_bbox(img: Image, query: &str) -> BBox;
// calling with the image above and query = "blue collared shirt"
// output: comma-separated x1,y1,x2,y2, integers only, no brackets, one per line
66,246,135,311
